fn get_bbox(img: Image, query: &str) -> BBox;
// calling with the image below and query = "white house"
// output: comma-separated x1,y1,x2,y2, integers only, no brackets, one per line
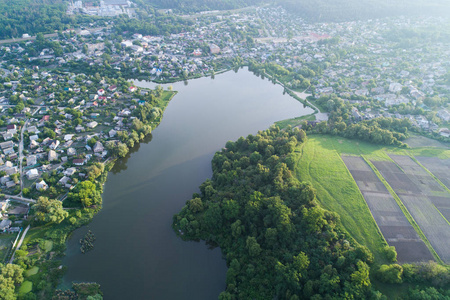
48,150,58,162
27,155,37,166
26,169,39,180
64,167,77,176
36,180,48,191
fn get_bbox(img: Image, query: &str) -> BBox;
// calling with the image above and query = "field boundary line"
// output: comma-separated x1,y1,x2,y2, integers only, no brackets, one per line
340,154,388,249
408,155,450,194
295,143,361,248
385,152,406,173
361,155,443,264
408,155,450,228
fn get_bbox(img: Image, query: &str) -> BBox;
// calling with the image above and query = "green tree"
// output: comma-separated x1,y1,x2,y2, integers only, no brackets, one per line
33,196,68,224
73,180,101,207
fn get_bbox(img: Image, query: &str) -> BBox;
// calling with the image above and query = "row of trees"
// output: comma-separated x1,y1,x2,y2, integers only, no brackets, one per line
173,126,378,299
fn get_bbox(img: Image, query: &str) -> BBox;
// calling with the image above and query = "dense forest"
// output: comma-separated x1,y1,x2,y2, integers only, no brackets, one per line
0,0,103,39
276,0,450,22
147,0,262,12
173,126,379,299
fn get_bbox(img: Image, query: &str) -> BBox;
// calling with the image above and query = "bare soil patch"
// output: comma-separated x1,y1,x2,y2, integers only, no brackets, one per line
376,156,450,263
342,155,432,263
416,156,450,189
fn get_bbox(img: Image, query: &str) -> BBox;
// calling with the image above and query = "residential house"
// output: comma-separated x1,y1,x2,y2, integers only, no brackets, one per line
27,155,37,166
109,129,117,138
86,121,98,129
58,176,70,185
49,140,60,150
0,141,14,150
93,141,104,153
36,180,48,191
26,169,39,180
64,167,77,176
48,150,58,162
67,147,76,156
0,219,11,231
73,158,85,166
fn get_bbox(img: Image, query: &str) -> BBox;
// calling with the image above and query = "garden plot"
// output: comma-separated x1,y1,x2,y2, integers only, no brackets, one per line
416,156,450,189
342,156,433,263
374,156,450,263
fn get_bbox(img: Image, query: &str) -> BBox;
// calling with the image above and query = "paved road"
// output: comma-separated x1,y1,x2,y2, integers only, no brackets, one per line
4,194,36,204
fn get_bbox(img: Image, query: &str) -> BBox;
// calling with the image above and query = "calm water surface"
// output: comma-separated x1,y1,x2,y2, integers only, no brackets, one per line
62,68,313,299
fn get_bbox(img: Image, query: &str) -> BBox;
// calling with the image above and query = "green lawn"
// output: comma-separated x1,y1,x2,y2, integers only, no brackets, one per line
275,114,316,128
19,281,32,295
43,240,53,252
25,266,39,277
295,135,389,263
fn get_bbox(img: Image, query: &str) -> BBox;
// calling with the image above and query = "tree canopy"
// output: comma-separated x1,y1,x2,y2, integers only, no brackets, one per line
173,126,376,299
33,196,68,224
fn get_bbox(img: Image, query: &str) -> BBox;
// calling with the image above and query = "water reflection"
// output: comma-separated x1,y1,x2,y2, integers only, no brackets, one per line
111,134,153,174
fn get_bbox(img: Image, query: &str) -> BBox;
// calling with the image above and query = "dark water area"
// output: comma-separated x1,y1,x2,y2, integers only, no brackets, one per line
61,68,313,299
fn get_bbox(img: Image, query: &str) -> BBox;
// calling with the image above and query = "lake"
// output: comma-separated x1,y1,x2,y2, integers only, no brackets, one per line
61,68,313,299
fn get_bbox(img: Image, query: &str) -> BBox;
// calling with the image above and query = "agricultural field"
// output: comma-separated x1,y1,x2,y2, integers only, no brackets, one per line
342,156,433,263
373,155,450,263
416,156,450,190
296,135,388,262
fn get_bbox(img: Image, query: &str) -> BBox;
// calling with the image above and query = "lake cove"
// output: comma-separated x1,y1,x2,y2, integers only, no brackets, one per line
61,68,313,299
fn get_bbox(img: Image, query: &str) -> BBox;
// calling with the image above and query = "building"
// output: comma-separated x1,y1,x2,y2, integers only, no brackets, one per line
210,44,220,54
73,158,85,166
36,180,48,191
87,121,98,129
93,141,104,153
27,155,37,167
64,167,77,176
48,150,58,162
26,168,39,180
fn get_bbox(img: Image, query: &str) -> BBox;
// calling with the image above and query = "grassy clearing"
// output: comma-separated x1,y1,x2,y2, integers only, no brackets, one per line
275,114,316,128
19,281,32,295
25,266,39,277
43,240,53,252
296,135,388,262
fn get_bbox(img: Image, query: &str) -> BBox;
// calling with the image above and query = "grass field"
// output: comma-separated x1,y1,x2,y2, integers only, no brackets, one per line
296,135,389,262
19,281,32,295
43,240,53,252
275,114,316,128
25,266,39,277
295,134,450,263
